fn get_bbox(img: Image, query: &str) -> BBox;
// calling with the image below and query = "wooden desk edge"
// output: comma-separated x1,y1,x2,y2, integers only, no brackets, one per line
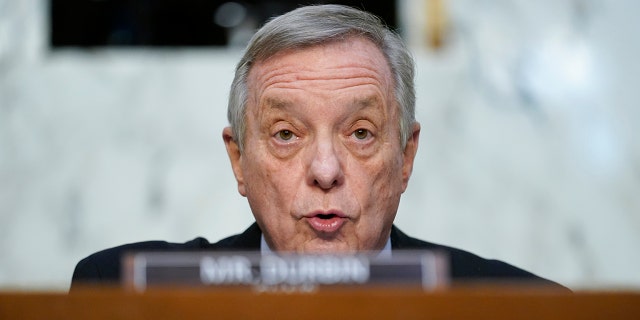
2,286,639,320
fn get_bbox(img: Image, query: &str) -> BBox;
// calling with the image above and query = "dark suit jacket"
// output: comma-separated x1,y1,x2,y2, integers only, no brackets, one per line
71,223,565,289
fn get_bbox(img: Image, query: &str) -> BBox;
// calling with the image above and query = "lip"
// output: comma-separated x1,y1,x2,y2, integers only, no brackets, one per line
305,211,348,233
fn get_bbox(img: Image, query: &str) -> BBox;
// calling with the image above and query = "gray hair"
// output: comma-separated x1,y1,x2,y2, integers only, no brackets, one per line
227,4,415,152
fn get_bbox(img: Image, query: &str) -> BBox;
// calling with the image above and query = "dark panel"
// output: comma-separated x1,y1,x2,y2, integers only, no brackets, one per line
50,0,397,48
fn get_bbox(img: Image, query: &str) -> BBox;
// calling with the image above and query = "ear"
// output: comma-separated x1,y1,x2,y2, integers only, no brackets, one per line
401,122,421,192
223,127,247,197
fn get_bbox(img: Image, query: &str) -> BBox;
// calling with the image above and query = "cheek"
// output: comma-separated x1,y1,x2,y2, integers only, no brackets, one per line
358,153,404,209
242,150,301,207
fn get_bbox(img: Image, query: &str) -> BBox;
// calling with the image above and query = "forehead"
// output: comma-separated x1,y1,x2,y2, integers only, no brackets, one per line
246,37,393,100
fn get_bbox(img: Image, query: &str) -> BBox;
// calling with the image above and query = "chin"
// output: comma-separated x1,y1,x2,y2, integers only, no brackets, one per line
300,239,356,254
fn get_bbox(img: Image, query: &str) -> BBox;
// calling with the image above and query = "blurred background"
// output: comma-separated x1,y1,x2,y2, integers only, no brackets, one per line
1,0,638,291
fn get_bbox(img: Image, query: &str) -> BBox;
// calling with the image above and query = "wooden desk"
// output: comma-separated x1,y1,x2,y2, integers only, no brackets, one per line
1,286,638,319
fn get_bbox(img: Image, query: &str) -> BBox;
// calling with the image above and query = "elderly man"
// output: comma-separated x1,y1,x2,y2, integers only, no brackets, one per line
72,5,561,288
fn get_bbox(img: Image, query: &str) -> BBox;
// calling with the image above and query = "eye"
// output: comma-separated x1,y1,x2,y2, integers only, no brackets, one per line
352,129,370,140
276,129,296,141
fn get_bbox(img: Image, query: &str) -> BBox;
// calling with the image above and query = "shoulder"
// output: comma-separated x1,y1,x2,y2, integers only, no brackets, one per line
210,223,262,250
71,237,210,288
390,225,568,289
71,224,262,289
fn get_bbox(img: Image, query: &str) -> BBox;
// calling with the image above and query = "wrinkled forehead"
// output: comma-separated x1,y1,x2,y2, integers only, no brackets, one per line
246,36,394,103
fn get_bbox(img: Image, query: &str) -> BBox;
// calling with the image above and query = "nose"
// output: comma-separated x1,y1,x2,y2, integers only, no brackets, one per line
307,137,344,190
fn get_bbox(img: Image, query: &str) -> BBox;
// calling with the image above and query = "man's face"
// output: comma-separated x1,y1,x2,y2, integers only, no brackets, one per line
224,37,420,253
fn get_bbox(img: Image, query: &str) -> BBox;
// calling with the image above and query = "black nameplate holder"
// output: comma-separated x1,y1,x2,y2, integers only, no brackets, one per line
123,251,449,292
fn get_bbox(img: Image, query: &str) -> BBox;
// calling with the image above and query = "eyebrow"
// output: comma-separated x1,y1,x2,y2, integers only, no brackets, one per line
264,95,380,109
263,97,292,110
351,95,382,110
262,95,383,113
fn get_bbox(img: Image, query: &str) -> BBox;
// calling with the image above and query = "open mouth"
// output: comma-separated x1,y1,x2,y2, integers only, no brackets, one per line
306,212,346,233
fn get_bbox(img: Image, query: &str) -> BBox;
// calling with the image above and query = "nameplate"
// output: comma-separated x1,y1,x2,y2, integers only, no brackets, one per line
123,251,448,291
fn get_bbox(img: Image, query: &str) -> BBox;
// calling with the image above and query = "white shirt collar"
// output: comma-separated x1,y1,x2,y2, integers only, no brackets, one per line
260,234,392,258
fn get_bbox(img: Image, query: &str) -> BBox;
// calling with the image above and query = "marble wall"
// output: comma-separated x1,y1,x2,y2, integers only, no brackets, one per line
1,0,638,290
